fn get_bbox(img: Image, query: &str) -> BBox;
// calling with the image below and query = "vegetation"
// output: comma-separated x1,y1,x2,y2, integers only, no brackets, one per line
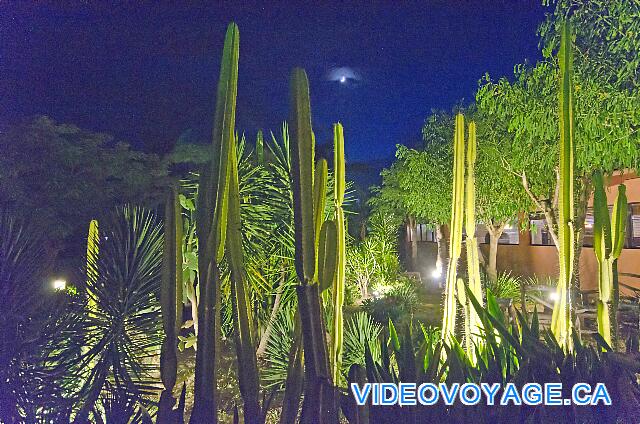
3,2,640,422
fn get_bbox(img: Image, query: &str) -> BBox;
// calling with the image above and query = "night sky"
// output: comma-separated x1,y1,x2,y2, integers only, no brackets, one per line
1,1,547,166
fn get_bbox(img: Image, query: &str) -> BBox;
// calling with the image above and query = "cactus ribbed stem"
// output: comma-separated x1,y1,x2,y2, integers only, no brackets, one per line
158,187,183,423
330,122,346,385
442,113,465,344
464,121,483,360
192,22,239,424
550,21,575,350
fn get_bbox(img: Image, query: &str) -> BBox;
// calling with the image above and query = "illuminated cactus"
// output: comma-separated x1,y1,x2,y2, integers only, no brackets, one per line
330,123,346,385
227,134,262,422
593,171,627,349
441,113,465,344
158,187,184,423
191,22,238,424
256,130,264,165
550,21,574,350
464,121,483,359
290,67,338,423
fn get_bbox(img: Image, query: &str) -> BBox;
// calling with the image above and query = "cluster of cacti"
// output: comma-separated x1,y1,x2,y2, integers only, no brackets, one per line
463,121,483,359
289,67,340,423
593,171,628,349
441,113,465,343
191,22,239,424
550,21,575,350
158,187,184,423
330,123,347,385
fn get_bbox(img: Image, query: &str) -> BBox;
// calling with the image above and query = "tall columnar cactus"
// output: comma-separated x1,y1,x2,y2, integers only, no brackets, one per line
227,132,262,423
85,219,99,316
550,21,574,350
464,121,483,359
191,22,238,424
158,187,184,423
330,122,346,385
593,171,628,349
441,113,465,344
290,67,338,423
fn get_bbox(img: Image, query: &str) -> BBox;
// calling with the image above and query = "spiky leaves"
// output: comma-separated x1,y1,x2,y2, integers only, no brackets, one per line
192,22,239,424
227,133,262,423
330,122,347,385
550,21,574,350
441,113,465,344
158,187,183,423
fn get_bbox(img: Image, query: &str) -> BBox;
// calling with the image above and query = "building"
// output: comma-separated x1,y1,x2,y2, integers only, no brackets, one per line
406,172,640,293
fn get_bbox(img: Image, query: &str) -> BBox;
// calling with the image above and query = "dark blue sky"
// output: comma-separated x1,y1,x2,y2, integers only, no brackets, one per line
1,1,547,163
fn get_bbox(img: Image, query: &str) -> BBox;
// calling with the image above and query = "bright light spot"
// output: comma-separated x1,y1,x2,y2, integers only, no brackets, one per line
340,76,346,83
372,290,380,299
53,279,67,291
549,291,559,301
431,269,442,279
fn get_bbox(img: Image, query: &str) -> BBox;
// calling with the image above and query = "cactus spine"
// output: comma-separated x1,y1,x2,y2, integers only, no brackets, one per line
593,171,628,349
464,121,483,359
227,134,262,422
290,67,338,423
441,113,465,344
330,123,346,384
158,187,184,423
191,22,238,424
550,21,574,350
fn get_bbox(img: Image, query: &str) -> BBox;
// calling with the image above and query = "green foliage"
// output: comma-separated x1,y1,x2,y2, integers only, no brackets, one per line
342,312,382,373
56,206,164,422
343,291,640,423
0,210,70,422
361,277,418,324
485,271,522,300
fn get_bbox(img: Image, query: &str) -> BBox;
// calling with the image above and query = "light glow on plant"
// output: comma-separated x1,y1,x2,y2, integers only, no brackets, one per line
53,278,67,291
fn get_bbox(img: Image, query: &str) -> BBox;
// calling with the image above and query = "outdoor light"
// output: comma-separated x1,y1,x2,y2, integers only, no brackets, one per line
372,290,380,299
53,279,67,291
549,291,559,301
431,268,442,279
340,76,347,83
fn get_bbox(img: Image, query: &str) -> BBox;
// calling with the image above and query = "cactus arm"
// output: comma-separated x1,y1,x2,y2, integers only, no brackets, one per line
550,21,575,350
256,130,264,165
611,185,628,259
441,113,465,344
330,122,346,385
192,22,239,424
318,220,338,293
158,187,183,423
313,159,328,264
290,68,316,284
227,133,262,422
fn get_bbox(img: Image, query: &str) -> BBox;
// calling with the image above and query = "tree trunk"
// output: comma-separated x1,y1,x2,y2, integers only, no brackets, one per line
486,223,505,282
256,274,284,358
408,216,418,271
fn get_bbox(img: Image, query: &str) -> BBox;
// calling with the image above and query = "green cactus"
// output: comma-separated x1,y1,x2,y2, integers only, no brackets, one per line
593,171,628,349
158,187,184,423
330,122,346,385
441,113,465,344
550,21,574,350
464,121,483,359
192,22,239,424
290,67,338,423
227,133,262,422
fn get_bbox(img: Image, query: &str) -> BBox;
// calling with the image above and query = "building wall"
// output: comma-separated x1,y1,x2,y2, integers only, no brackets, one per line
412,173,640,293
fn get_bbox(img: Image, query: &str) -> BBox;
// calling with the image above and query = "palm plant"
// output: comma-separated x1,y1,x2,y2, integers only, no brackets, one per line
54,206,164,422
0,209,71,422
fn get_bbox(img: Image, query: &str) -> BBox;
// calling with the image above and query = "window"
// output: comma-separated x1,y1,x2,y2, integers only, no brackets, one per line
476,223,519,245
629,203,640,248
584,203,640,249
530,215,555,246
416,223,436,242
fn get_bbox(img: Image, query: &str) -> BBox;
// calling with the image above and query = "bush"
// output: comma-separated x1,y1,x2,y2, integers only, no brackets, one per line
362,276,418,323
342,312,382,372
484,271,522,300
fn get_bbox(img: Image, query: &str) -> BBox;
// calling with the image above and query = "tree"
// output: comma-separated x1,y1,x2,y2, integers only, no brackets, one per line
0,116,171,264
